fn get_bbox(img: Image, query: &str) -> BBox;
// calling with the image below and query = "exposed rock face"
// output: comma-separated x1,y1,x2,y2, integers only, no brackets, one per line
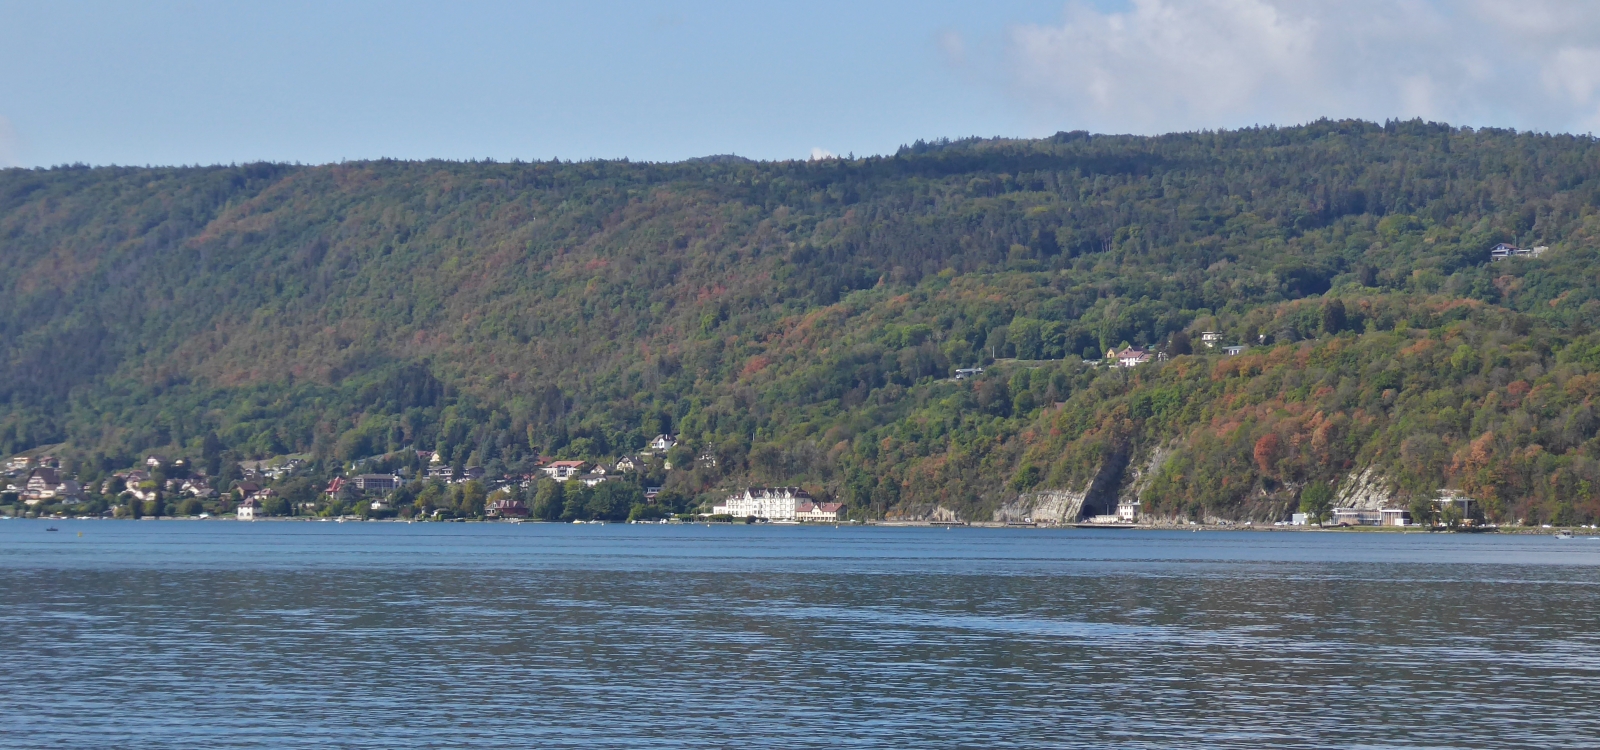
993,490,1085,523
886,503,964,522
1337,467,1396,509
1120,444,1172,508
927,505,962,523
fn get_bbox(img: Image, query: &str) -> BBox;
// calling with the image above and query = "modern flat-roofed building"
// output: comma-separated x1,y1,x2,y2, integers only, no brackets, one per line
1332,507,1382,526
353,474,404,493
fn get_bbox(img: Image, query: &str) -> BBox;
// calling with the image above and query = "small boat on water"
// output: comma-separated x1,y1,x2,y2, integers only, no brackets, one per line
1556,529,1575,540
45,526,59,532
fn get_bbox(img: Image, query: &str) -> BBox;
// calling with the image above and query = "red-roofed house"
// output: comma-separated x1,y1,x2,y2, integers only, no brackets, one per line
540,461,589,481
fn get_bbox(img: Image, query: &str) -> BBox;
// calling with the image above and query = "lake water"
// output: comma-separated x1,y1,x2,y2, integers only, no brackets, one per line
3,520,1600,749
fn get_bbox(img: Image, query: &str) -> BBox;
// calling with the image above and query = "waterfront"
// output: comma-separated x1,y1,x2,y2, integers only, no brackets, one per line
3,521,1600,748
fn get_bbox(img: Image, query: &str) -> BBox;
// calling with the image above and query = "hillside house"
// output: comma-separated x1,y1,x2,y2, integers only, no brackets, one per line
1200,331,1222,348
614,456,640,473
954,367,984,380
145,455,169,469
237,497,259,520
578,473,617,487
646,434,678,453
1222,345,1247,356
353,474,404,493
713,487,814,521
1490,243,1547,260
1107,346,1152,368
540,461,588,481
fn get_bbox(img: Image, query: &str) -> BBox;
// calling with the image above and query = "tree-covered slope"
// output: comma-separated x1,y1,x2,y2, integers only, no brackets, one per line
4,119,1600,522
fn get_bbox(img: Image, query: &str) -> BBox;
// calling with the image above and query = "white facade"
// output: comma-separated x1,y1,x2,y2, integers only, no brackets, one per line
1117,501,1138,523
713,487,814,520
648,434,678,452
237,499,257,520
796,502,845,522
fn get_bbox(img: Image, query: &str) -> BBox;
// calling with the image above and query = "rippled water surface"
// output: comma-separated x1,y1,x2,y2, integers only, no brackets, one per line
4,520,1600,748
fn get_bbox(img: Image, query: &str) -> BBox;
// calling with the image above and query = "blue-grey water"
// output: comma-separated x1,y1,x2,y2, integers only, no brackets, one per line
4,520,1600,749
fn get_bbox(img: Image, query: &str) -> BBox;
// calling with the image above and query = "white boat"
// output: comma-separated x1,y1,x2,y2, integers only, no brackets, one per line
1556,529,1575,539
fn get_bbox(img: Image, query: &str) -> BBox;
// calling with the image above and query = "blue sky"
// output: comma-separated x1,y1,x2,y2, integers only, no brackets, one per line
2,1,1598,167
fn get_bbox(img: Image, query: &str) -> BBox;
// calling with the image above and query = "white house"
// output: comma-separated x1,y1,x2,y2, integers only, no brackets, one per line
540,461,588,481
353,474,404,493
646,434,678,453
954,367,984,380
1490,243,1547,261
237,497,259,520
1117,500,1139,523
713,487,814,520
1199,331,1222,349
1107,346,1152,368
795,501,845,522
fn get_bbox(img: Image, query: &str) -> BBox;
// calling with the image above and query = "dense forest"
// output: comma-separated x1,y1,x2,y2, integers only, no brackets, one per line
4,119,1600,523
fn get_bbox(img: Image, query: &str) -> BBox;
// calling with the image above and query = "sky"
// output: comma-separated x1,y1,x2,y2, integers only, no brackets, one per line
2,0,1599,168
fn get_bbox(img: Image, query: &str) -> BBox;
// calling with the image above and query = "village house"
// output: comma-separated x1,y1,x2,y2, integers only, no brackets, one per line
1490,243,1547,261
145,455,169,470
353,474,405,493
237,497,259,520
323,477,355,501
1117,500,1139,523
486,496,530,518
6,455,33,471
234,481,262,498
645,434,678,454
1222,345,1247,356
795,501,845,522
21,467,82,506
712,487,815,521
427,463,455,480
645,486,662,502
1199,331,1223,349
1107,346,1153,368
180,479,215,498
454,466,485,483
578,473,617,487
614,455,640,473
954,367,984,380
540,460,589,481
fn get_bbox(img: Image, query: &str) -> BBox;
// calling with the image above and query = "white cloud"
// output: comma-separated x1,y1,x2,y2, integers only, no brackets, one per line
1004,0,1600,134
810,147,837,160
0,116,18,168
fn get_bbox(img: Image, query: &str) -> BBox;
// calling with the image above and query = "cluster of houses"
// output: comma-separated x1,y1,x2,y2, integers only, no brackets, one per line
4,455,84,506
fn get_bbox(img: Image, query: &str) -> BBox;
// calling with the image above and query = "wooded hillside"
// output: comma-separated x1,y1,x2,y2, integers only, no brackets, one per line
5,119,1600,523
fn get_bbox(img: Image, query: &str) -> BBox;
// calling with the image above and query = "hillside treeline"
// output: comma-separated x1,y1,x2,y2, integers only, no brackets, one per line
3,119,1599,522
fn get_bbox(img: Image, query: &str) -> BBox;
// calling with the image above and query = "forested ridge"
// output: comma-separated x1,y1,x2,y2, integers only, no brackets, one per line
5,118,1600,523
